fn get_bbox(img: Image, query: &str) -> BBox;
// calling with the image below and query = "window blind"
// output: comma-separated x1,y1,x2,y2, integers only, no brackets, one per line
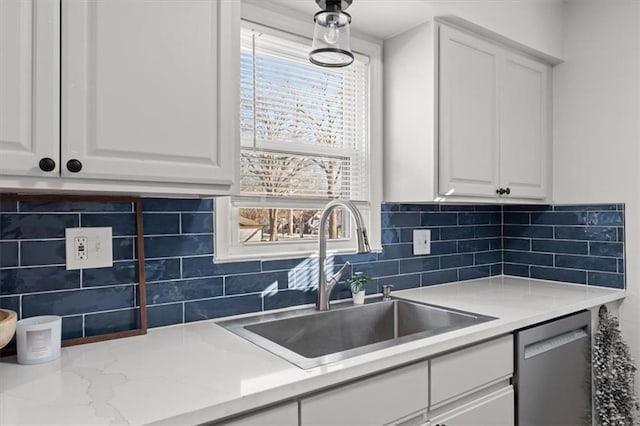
240,27,370,201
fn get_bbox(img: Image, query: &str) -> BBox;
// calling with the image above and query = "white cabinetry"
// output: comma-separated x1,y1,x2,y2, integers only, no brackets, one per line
217,402,298,426
0,0,238,196
0,0,59,177
384,19,555,203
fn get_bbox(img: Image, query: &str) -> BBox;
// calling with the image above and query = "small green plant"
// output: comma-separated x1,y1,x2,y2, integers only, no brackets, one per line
345,272,373,294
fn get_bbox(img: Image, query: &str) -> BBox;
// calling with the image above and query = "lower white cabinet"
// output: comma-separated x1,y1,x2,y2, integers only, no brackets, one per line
215,402,298,426
300,362,429,426
429,387,514,426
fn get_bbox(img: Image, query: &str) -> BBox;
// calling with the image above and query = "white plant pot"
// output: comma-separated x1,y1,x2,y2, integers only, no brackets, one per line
352,290,365,305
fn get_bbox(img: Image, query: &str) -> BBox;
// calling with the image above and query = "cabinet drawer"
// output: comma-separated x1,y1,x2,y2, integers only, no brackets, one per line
430,335,513,406
215,402,298,426
301,362,429,426
429,386,514,426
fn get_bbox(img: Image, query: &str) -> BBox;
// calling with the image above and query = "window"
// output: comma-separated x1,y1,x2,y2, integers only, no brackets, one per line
215,17,381,261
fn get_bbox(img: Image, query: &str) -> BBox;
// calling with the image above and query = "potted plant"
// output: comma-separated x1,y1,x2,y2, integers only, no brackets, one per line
345,272,373,305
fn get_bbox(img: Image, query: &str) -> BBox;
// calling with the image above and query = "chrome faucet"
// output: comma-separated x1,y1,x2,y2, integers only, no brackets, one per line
316,200,371,311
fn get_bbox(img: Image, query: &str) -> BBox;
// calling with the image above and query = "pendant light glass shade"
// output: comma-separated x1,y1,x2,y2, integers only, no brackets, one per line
309,10,353,67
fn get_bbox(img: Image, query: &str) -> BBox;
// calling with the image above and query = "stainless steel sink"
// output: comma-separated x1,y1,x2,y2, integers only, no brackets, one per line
219,299,496,369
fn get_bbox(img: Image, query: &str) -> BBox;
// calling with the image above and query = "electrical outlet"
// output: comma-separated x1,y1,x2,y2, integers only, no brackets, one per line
65,227,113,270
413,229,431,255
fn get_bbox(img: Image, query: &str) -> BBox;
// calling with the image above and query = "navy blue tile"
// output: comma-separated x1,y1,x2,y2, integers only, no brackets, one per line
421,269,458,286
587,211,623,226
530,267,586,285
458,239,490,253
440,205,476,212
80,213,136,236
475,251,502,265
144,235,213,258
145,259,181,282
475,225,502,238
619,259,625,274
264,288,317,310
503,204,551,212
588,272,624,289
381,228,400,244
399,257,439,274
504,251,553,266
20,240,65,266
83,261,138,287
589,242,624,258
148,303,183,328
182,257,261,278
225,271,289,295
113,237,135,261
474,205,501,211
458,213,492,225
147,277,223,304
504,238,530,251
490,263,503,276
553,204,617,211
381,204,399,212
555,255,618,272
379,273,420,291
352,260,399,278
459,266,490,281
0,267,79,295
181,213,213,234
503,225,553,239
19,201,132,212
143,213,180,235
332,252,379,264
0,200,17,212
383,212,422,228
503,263,529,277
61,316,84,340
185,294,262,322
489,238,502,250
617,204,625,211
531,240,588,255
503,212,529,224
143,198,213,212
0,214,78,239
431,241,457,255
378,244,413,260
0,296,20,312
440,226,474,241
0,241,18,267
262,257,312,272
421,212,457,226
618,228,625,242
531,212,586,226
440,254,474,269
85,308,140,336
399,204,438,212
554,226,617,241
22,286,134,317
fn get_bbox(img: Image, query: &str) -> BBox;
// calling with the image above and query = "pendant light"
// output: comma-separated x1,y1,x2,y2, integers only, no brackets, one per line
309,0,354,68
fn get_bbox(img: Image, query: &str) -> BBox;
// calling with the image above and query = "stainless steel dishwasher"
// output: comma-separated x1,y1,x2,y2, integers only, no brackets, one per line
515,310,591,426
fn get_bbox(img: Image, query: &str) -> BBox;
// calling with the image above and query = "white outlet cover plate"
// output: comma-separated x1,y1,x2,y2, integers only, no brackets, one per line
65,227,113,270
413,229,431,255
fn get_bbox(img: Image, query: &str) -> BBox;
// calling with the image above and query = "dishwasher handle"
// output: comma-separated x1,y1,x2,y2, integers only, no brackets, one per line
524,327,588,359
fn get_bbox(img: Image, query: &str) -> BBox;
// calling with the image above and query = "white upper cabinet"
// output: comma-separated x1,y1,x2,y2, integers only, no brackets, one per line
384,19,555,203
438,25,500,198
0,0,239,196
0,0,59,177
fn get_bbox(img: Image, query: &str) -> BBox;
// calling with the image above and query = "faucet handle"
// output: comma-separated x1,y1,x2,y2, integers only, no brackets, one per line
382,285,394,301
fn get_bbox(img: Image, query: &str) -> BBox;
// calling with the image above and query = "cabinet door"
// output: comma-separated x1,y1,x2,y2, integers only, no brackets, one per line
62,0,238,188
216,402,298,426
0,0,59,177
301,362,428,426
429,387,514,426
500,52,550,199
438,25,500,198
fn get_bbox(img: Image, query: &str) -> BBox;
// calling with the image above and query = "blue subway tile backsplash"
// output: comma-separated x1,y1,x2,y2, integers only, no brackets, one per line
0,198,625,343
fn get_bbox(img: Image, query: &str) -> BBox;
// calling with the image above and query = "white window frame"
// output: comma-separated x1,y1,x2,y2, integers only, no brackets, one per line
215,2,383,262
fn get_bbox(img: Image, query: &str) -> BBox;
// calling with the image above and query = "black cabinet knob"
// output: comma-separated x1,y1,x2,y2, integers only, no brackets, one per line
505,187,511,195
496,188,502,195
496,187,511,196
66,159,83,173
38,157,56,172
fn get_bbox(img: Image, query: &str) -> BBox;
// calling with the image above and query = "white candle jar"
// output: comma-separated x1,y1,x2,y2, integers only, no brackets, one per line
16,316,62,365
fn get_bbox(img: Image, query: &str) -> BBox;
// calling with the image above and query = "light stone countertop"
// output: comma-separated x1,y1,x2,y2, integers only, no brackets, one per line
0,276,625,425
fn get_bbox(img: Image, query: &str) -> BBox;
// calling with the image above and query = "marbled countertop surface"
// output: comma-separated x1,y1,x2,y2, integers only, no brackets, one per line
0,276,625,425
